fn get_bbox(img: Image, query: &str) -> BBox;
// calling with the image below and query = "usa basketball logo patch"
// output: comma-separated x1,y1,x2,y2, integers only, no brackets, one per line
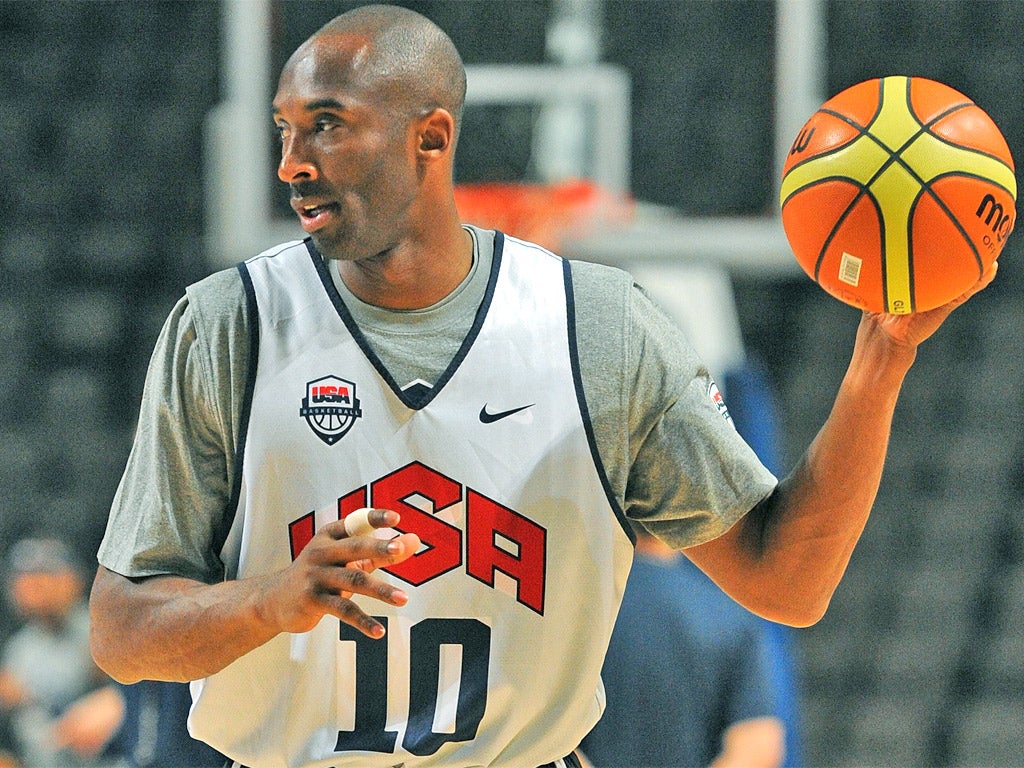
299,375,363,445
707,380,734,426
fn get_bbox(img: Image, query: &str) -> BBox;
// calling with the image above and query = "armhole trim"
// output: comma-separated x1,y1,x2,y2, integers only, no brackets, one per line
563,259,635,545
213,263,260,558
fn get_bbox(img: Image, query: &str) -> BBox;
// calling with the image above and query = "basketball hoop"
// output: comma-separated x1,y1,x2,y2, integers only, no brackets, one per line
454,179,634,253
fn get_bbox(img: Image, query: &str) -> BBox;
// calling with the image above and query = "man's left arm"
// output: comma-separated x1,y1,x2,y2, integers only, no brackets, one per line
685,262,997,626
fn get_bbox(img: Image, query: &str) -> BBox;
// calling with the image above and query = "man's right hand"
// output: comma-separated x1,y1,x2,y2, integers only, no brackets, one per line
260,508,420,638
89,509,420,683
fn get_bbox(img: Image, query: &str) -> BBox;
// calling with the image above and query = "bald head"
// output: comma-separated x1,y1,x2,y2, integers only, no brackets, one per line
292,4,467,141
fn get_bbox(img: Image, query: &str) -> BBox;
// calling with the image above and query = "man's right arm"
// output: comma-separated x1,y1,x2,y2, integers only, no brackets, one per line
87,273,418,683
89,515,419,683
90,568,280,684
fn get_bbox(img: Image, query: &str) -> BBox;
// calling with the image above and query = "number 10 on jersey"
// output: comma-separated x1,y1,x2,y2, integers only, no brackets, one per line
335,616,491,758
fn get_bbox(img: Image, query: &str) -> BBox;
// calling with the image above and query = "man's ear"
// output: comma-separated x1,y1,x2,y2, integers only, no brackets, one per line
417,108,456,157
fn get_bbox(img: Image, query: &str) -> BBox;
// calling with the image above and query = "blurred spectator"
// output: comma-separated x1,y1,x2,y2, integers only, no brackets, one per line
723,360,803,768
0,706,17,768
580,529,786,768
0,538,123,767
117,680,223,768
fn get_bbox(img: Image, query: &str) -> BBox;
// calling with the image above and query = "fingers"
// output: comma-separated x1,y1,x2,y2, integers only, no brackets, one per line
307,530,419,594
918,258,998,323
343,506,397,537
290,516,421,639
311,540,416,638
941,259,999,311
962,259,999,301
330,508,400,540
320,556,408,609
861,257,1000,352
316,592,391,639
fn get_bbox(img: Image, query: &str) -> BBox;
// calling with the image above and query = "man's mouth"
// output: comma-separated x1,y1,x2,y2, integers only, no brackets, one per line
293,201,339,233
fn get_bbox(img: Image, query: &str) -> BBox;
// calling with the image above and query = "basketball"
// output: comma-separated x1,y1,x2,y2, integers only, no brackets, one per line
780,75,1017,314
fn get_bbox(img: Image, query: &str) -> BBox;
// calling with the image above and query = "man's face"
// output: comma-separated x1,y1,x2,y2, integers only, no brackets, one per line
272,33,422,262
9,569,81,623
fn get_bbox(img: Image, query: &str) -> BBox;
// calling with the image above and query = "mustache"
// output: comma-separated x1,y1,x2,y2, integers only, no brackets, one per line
290,180,332,199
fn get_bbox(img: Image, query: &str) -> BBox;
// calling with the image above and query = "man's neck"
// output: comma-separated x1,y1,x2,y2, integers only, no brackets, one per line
336,226,474,310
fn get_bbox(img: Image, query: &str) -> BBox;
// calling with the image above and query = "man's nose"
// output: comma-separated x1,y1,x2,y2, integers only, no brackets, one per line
278,133,318,183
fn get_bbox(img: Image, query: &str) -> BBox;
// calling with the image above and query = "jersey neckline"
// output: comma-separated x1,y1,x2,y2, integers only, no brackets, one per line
304,233,506,411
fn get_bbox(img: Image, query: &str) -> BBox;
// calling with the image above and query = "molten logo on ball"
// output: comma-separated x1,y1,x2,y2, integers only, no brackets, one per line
976,193,1013,244
781,75,1017,314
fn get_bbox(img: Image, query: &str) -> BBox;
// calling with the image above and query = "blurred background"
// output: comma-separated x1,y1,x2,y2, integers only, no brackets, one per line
1,0,1023,765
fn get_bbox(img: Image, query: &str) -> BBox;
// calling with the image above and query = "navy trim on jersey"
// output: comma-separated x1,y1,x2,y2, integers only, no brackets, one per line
303,233,503,411
537,749,584,768
230,756,580,768
304,239,408,400
563,258,634,545
434,230,504,401
216,262,261,557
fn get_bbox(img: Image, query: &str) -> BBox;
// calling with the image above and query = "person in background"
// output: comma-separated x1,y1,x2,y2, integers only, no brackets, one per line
1,538,123,767
0,707,18,768
117,680,224,768
580,526,785,768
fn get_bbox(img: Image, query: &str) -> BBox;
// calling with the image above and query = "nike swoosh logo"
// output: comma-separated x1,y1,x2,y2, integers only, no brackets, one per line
479,403,534,424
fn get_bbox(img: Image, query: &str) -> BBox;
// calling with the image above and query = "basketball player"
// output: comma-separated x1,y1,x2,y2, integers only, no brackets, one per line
88,5,996,768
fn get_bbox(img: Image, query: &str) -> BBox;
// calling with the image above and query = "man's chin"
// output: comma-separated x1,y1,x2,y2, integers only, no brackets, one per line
310,232,387,264
308,231,347,260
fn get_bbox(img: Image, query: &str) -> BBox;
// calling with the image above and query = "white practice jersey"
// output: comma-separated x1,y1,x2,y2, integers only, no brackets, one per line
188,235,635,768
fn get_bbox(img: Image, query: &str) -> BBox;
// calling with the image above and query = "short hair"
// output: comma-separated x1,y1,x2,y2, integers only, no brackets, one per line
4,537,80,576
315,4,467,142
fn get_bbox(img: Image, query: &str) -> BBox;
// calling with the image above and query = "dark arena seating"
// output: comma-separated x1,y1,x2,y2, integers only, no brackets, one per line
1,2,1023,765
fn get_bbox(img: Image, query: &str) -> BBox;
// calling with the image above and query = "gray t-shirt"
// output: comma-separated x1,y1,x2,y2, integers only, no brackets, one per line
98,227,776,582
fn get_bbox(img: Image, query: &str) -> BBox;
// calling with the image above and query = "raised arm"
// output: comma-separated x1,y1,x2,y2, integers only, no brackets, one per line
89,511,420,683
685,263,997,626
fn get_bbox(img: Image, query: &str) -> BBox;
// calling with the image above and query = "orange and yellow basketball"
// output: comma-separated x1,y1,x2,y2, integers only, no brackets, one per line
780,75,1017,314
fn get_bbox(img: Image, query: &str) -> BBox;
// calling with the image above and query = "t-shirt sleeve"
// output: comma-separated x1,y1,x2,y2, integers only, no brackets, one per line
96,269,248,583
624,282,778,548
569,259,777,549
